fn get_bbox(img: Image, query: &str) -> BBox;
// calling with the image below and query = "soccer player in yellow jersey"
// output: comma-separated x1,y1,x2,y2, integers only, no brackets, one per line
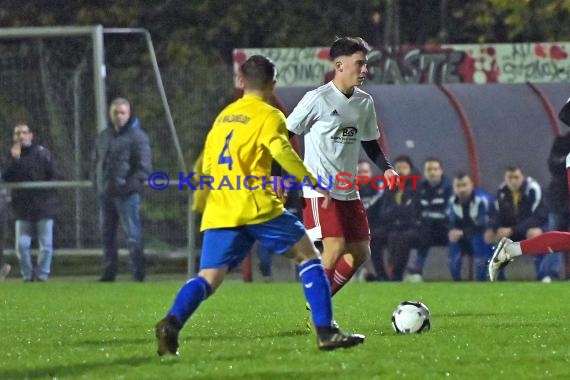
155,55,365,356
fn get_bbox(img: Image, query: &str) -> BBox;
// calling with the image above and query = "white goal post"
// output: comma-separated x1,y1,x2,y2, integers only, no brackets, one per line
0,25,196,276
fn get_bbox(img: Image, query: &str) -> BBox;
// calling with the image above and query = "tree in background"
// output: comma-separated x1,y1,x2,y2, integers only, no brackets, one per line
1,0,569,244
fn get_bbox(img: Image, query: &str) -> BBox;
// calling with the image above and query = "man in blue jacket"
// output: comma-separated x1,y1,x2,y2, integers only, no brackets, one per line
94,98,152,282
448,173,494,281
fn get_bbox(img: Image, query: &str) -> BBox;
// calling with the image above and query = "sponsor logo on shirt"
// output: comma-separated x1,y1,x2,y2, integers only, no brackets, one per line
330,126,358,144
342,127,357,136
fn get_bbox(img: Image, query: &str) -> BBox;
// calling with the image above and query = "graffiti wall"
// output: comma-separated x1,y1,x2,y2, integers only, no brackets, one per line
233,42,570,86
232,47,331,87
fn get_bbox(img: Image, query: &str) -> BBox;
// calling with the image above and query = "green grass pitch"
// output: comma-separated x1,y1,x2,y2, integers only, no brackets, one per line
1,278,570,379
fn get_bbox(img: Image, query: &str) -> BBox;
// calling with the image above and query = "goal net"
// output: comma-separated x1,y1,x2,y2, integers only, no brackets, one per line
0,27,191,261
0,28,101,250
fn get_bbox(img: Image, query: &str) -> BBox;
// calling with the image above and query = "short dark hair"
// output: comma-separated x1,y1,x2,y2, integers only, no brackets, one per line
330,37,370,60
506,165,522,173
454,172,471,181
241,55,276,90
424,157,442,167
393,155,414,169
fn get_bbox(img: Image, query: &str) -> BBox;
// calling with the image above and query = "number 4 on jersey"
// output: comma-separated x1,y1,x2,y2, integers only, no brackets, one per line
218,130,234,170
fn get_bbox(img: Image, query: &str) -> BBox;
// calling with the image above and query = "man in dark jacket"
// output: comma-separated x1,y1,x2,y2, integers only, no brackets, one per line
2,122,62,281
377,155,419,281
94,98,152,282
543,130,570,281
356,160,386,281
485,166,557,281
406,158,452,281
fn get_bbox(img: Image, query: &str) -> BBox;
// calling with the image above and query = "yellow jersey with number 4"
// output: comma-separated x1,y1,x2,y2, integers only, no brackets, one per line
201,94,316,230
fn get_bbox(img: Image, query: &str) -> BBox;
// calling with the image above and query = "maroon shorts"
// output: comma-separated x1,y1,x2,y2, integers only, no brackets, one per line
301,197,370,243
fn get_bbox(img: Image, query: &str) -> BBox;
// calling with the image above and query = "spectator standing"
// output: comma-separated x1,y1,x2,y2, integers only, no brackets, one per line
2,122,62,282
94,98,152,282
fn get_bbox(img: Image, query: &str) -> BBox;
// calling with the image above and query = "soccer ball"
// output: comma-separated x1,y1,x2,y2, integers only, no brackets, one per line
391,301,431,334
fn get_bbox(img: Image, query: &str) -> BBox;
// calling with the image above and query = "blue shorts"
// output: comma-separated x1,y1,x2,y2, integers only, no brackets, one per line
200,211,306,270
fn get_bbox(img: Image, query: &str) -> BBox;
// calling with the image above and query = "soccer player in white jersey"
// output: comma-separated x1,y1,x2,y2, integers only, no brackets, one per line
287,37,397,303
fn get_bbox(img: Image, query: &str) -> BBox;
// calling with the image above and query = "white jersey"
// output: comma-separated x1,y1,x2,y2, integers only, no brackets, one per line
286,81,380,200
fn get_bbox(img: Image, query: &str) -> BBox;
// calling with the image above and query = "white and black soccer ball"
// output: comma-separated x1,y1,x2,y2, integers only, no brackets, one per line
391,301,431,334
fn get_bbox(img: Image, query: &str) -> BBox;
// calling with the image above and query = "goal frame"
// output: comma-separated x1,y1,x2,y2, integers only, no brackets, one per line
0,25,195,275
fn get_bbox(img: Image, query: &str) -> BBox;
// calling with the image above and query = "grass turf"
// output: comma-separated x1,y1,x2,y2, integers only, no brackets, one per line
1,278,569,379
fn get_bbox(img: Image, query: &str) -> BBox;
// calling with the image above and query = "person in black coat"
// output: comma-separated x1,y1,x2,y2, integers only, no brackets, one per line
406,158,452,281
377,155,420,281
356,160,386,281
2,122,62,281
94,98,152,282
485,166,558,280
543,131,570,280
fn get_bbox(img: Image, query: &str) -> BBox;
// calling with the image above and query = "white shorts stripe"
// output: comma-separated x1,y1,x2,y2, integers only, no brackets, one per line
334,273,347,283
311,197,320,227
